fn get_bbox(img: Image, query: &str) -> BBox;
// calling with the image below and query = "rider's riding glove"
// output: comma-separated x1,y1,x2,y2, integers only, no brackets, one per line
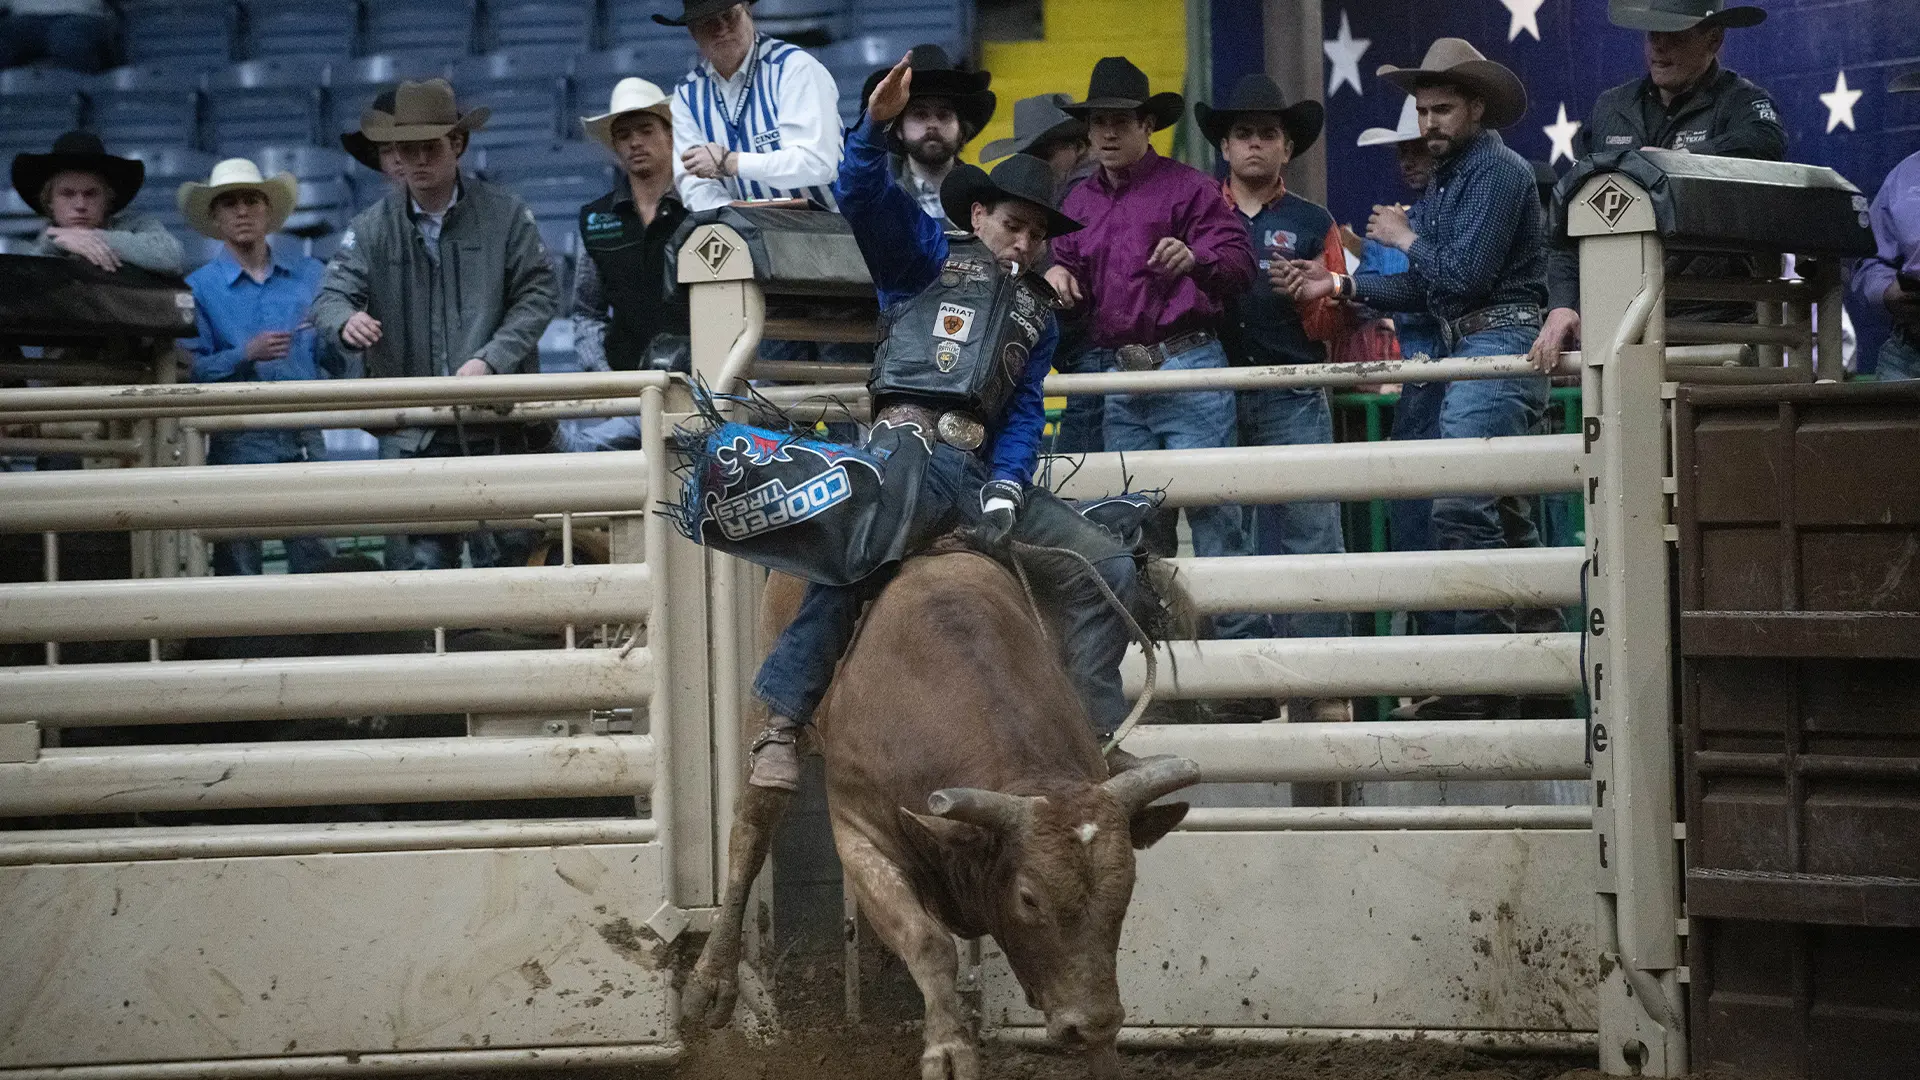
974,479,1025,547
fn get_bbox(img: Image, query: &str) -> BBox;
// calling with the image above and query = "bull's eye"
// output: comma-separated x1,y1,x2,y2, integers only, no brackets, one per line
1019,888,1041,912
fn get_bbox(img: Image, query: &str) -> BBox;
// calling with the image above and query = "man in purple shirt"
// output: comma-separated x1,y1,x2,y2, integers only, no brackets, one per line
1045,56,1259,638
1854,69,1920,381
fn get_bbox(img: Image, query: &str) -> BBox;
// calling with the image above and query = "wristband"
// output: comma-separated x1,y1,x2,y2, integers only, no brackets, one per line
980,478,1025,513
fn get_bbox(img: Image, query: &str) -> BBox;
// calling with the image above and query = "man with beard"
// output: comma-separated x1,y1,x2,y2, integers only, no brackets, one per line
572,78,689,376
1526,0,1783,370
1278,38,1547,722
858,44,995,226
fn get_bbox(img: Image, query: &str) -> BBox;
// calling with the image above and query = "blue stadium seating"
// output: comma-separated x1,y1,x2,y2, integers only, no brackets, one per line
0,68,87,156
326,53,455,136
816,34,914,128
490,0,597,53
234,144,356,238
572,45,689,120
604,0,693,52
363,0,476,58
451,53,570,150
752,0,846,41
0,189,44,241
206,59,329,154
121,1,237,67
244,0,360,61
85,64,204,151
845,0,966,58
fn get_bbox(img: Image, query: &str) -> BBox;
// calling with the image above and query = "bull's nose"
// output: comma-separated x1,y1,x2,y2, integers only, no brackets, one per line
1049,1005,1123,1049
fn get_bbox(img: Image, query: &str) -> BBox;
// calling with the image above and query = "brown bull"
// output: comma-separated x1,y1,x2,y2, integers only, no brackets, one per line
684,546,1199,1079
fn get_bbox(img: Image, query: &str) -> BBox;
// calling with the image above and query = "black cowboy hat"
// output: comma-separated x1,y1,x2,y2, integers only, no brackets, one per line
860,44,996,136
1195,74,1324,155
341,87,397,173
979,93,1085,163
1892,69,1920,94
1607,0,1766,32
11,130,145,215
1060,56,1184,132
653,0,754,27
940,156,1081,240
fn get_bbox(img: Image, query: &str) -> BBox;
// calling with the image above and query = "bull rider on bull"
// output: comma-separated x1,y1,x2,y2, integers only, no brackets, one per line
744,53,1144,792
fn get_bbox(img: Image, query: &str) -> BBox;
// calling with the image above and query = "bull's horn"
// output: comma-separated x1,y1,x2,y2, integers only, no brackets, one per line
1102,756,1202,814
927,788,1035,832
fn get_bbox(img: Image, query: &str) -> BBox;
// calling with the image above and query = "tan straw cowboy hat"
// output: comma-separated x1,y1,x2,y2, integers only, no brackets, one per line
1376,38,1528,131
176,158,298,239
580,77,673,150
356,78,490,144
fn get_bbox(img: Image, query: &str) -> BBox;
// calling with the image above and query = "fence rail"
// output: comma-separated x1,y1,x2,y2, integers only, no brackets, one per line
1155,547,1584,614
1122,719,1588,782
1119,632,1582,700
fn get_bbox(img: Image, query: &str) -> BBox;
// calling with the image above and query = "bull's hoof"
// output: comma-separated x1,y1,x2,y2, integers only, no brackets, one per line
920,1038,980,1080
680,963,739,1030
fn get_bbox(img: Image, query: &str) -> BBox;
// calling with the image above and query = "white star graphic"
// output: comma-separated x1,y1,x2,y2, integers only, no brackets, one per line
1543,102,1581,165
1323,10,1370,98
1819,70,1862,133
1500,0,1545,41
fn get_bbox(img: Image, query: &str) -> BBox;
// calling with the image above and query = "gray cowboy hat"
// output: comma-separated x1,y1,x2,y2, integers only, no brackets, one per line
357,78,490,144
859,44,997,136
940,155,1082,240
1376,38,1528,131
1060,56,1184,132
653,0,754,26
11,130,145,215
979,93,1085,163
1607,0,1766,31
1892,69,1920,94
1195,73,1324,155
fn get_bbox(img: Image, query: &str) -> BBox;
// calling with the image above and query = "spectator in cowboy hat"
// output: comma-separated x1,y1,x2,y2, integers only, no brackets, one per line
311,78,558,572
856,44,996,225
1277,38,1550,722
1044,56,1257,638
1854,68,1920,381
342,87,409,196
178,158,336,576
978,94,1089,191
1527,0,1784,371
14,130,184,275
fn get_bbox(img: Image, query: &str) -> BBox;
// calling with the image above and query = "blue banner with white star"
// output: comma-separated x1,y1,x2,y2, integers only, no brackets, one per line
1234,0,1918,361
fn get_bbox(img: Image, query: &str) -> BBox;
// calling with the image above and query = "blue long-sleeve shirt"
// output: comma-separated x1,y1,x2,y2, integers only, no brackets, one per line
185,242,329,465
833,115,1056,487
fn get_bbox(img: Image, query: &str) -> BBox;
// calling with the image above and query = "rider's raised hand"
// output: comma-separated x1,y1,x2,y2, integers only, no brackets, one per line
867,54,914,126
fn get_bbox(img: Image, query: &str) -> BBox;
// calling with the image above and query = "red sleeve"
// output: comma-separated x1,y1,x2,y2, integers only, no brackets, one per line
1300,222,1356,344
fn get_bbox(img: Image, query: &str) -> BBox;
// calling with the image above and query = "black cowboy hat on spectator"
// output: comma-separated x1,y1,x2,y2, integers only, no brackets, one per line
979,93,1085,163
654,0,755,27
1060,56,1184,132
1606,0,1766,32
859,45,996,136
341,87,397,173
940,155,1082,240
11,130,144,215
1195,74,1324,155
1891,69,1920,94
1377,38,1528,131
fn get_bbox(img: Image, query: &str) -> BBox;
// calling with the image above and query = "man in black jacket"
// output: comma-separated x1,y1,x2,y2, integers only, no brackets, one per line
1527,0,1786,368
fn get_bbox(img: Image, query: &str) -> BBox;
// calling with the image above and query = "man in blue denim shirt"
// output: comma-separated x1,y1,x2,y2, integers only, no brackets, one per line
180,159,334,577
1281,39,1549,721
746,55,1139,791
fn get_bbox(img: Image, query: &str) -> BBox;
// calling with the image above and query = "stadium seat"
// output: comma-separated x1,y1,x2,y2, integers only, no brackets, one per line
0,188,44,240
478,141,613,188
816,34,915,128
326,53,455,135
364,0,477,58
85,64,205,151
246,144,352,180
844,0,967,58
121,1,238,67
750,0,846,41
205,59,329,154
605,0,693,53
451,54,570,150
572,45,688,119
489,0,596,54
243,0,359,61
0,69,88,156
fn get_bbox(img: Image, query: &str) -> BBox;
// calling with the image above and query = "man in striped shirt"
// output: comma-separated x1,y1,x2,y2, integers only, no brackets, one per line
659,0,843,211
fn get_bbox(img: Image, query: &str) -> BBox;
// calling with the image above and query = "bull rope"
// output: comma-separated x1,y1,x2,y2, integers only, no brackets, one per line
1006,540,1157,755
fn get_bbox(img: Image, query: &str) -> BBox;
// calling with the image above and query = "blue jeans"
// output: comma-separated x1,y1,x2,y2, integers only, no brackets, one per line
1051,338,1105,455
207,430,333,577
754,444,1138,736
1879,332,1919,381
1237,387,1350,640
377,433,537,571
0,13,114,72
1099,339,1259,639
1434,325,1551,637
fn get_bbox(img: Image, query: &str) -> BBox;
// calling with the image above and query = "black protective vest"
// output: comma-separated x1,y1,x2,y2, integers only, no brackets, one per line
578,189,688,371
869,236,1051,422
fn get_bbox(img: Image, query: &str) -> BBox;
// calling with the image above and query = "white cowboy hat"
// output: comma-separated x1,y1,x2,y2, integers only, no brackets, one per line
1357,95,1423,147
176,158,298,239
581,77,673,151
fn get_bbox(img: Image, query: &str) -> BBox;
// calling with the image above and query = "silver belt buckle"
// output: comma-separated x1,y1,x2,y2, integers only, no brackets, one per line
1116,343,1157,371
936,412,985,452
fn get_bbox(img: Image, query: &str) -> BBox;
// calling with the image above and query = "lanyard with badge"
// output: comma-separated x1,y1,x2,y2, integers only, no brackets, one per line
715,36,761,153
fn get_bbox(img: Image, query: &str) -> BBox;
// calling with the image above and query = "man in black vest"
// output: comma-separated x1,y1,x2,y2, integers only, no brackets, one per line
572,78,690,373
1527,0,1785,369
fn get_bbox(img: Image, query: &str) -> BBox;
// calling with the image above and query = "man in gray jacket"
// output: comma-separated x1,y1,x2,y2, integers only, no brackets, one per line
313,79,559,571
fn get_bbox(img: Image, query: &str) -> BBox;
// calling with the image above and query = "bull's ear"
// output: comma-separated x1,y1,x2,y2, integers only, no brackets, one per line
1128,802,1188,849
897,807,992,864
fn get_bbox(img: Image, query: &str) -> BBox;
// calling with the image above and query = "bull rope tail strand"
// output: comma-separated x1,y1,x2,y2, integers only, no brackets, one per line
1006,540,1157,755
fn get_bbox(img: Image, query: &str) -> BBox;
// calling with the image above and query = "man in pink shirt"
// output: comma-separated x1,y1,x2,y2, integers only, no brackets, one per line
1045,56,1259,638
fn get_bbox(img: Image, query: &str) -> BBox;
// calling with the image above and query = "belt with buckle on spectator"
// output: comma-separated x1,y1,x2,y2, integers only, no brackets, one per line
1445,303,1541,350
1115,330,1216,371
874,402,988,452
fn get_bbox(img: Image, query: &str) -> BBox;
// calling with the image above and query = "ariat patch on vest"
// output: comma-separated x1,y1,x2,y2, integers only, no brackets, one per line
935,303,976,343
